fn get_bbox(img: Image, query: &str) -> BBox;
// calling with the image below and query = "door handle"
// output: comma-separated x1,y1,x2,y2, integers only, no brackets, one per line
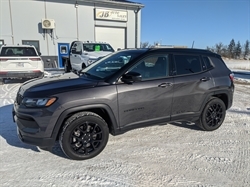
158,83,173,88
200,77,211,82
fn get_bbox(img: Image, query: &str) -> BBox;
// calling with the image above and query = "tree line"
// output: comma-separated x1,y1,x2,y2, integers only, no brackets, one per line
141,39,250,60
207,39,249,60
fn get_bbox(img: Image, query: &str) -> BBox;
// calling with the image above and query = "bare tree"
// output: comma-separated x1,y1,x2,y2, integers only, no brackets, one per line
140,42,150,48
215,42,224,56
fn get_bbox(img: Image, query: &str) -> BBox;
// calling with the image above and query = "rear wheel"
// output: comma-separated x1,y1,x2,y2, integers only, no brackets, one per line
196,97,226,131
59,112,109,160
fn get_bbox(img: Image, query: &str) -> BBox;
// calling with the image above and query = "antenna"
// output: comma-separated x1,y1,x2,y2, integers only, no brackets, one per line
192,41,195,48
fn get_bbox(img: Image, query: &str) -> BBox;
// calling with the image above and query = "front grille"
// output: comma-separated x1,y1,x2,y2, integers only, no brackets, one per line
16,94,23,105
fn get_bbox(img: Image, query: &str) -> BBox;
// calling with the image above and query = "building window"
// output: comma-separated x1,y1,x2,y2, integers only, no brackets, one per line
22,40,40,53
0,40,4,48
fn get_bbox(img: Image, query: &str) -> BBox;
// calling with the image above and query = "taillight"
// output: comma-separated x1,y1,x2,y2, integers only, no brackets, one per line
0,58,8,61
229,73,234,81
29,57,41,61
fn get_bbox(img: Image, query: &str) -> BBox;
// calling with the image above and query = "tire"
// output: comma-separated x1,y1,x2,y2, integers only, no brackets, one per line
196,97,226,131
59,112,109,160
0,78,4,85
64,61,71,73
82,63,86,70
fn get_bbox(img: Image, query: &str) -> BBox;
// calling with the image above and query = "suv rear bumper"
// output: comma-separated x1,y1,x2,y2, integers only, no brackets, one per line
0,71,44,79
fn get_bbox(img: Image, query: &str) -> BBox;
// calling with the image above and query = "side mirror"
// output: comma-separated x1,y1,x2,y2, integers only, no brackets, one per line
117,48,121,51
121,72,142,84
38,52,41,56
71,48,76,54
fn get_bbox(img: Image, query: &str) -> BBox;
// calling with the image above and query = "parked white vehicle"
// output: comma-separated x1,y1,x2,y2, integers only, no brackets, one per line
64,41,115,72
0,44,44,84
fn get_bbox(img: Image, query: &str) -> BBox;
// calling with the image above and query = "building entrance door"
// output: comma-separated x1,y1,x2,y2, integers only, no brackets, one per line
58,43,70,68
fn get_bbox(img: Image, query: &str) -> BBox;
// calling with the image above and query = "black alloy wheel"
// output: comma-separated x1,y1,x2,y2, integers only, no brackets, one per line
59,112,109,160
197,97,226,131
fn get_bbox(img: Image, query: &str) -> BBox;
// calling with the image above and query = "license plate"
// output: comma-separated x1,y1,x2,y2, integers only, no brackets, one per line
16,62,24,67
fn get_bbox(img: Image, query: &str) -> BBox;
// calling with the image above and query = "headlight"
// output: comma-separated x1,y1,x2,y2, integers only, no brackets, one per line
87,59,97,65
22,97,57,107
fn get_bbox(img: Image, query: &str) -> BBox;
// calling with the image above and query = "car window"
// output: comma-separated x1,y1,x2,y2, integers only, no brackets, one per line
83,44,114,52
174,55,202,75
202,56,214,70
0,47,37,56
82,50,146,79
128,54,169,80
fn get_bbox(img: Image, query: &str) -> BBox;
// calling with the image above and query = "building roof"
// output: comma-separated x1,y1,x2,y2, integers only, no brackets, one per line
79,0,144,8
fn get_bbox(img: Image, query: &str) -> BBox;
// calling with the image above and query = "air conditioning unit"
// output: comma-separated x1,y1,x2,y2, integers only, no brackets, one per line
41,19,55,29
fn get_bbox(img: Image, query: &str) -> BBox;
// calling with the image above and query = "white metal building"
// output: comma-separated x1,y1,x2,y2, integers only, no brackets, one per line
0,0,144,68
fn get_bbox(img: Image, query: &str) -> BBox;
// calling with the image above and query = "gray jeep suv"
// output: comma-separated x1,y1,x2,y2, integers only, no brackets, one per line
13,48,234,160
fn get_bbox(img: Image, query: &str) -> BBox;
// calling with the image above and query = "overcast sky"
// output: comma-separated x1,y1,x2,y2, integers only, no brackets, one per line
138,0,250,49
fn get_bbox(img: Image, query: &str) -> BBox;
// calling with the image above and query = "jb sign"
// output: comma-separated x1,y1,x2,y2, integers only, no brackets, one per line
95,9,127,22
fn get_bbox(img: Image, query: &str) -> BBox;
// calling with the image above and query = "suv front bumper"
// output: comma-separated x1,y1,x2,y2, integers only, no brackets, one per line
12,102,56,147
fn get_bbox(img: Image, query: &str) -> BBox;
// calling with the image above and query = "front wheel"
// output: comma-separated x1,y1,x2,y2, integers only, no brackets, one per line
196,97,226,131
81,63,86,70
0,78,4,85
64,61,71,73
59,112,109,160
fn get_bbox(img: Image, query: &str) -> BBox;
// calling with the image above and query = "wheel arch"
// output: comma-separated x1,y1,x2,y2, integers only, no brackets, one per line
52,104,119,141
200,90,231,112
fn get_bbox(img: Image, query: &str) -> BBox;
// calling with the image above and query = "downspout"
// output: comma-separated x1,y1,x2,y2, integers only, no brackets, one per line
8,0,14,44
44,1,49,56
75,1,79,40
134,7,141,48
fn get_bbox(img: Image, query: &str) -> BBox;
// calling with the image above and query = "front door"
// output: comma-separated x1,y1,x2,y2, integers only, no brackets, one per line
58,43,70,68
117,54,174,130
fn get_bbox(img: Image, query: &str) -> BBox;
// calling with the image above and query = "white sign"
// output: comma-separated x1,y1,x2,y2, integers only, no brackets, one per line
95,9,127,22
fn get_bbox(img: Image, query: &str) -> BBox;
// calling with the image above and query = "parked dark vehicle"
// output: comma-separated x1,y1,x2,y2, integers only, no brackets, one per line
13,48,234,160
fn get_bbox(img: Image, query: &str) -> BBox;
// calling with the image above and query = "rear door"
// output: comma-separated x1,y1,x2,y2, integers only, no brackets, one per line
171,54,214,120
58,43,70,68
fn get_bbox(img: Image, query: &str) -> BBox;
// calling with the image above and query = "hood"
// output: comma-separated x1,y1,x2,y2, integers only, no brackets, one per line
19,72,98,97
84,51,112,59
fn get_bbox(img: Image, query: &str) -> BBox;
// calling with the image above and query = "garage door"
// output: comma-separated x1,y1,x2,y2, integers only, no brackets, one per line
95,27,125,51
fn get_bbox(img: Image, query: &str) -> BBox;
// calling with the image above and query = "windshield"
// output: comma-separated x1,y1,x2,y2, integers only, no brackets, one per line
81,49,147,79
83,43,114,52
0,47,37,56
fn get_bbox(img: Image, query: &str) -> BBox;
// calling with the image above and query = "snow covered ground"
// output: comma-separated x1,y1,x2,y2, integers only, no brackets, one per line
224,59,250,84
0,60,249,187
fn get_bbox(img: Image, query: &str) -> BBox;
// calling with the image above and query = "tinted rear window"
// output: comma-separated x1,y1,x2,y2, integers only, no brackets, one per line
174,55,202,75
203,56,214,70
0,47,37,56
